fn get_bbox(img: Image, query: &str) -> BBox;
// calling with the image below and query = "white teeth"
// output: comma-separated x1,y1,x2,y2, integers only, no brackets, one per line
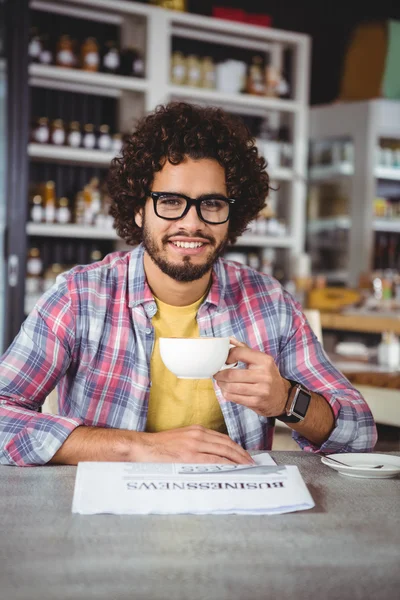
172,241,204,249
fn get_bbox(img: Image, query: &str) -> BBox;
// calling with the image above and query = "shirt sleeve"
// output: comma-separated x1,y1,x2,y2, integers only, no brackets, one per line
277,292,377,453
0,281,84,466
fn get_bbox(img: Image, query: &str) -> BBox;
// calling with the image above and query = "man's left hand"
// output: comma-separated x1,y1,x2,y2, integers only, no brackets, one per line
213,337,290,418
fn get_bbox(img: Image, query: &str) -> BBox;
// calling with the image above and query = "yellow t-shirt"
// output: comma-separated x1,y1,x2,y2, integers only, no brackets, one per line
145,295,227,434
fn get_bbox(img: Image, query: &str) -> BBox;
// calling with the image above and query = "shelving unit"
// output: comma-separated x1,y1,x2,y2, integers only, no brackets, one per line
22,0,310,322
308,99,400,286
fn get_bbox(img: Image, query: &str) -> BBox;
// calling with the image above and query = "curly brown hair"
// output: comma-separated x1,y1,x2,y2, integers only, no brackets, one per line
108,102,270,245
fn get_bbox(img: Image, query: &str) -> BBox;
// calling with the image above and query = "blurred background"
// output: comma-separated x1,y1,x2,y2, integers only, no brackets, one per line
0,0,399,448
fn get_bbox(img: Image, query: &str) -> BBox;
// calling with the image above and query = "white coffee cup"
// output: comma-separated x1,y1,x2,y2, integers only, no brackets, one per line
159,337,236,379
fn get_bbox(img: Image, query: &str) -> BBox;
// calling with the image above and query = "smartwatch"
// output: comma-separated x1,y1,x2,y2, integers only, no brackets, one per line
277,381,311,423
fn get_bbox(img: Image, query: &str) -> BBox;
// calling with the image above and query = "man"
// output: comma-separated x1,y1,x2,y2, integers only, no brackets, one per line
0,102,376,466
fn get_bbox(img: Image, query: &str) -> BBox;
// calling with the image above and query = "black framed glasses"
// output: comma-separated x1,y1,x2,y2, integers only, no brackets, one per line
150,192,235,225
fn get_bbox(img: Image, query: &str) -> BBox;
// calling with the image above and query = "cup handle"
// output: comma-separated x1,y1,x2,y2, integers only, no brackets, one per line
219,343,238,370
219,361,238,371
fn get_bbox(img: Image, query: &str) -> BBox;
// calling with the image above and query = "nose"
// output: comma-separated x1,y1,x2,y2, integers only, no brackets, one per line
178,203,205,230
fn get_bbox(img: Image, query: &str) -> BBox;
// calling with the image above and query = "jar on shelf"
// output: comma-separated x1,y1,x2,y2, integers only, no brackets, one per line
201,56,216,89
82,124,96,149
81,37,100,72
56,35,76,68
97,124,112,151
102,41,120,74
170,51,187,85
30,194,44,223
67,121,82,148
186,54,202,87
112,133,123,154
28,28,42,63
32,117,50,144
56,197,71,224
50,119,66,146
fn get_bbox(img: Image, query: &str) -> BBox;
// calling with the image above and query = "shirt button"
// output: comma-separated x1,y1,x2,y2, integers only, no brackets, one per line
148,303,156,311
145,328,152,335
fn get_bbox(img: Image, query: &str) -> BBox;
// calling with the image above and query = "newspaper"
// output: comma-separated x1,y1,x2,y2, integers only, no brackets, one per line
72,453,315,515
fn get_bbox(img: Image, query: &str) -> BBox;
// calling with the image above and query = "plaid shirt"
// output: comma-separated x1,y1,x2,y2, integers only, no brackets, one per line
0,244,377,466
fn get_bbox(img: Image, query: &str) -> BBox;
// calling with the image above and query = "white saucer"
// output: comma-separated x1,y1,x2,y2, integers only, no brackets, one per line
321,453,400,479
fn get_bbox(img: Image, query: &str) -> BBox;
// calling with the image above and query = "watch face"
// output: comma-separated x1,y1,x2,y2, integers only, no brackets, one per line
295,389,311,417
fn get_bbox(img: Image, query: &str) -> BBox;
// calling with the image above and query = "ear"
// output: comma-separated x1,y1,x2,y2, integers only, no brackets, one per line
134,207,143,229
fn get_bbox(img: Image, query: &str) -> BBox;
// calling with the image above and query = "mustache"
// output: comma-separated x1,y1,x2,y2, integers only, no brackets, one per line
162,231,216,245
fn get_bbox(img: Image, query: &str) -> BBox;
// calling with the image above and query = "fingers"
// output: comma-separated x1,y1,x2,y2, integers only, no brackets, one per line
217,391,260,409
196,440,252,465
229,336,247,347
214,368,266,384
184,425,254,464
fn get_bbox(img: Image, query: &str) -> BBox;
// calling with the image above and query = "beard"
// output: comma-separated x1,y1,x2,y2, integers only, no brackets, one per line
141,217,228,283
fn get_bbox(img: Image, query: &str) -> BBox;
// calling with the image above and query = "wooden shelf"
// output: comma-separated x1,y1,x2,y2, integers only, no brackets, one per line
320,312,400,335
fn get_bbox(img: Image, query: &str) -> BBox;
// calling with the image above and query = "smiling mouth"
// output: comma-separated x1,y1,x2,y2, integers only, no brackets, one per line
170,241,206,249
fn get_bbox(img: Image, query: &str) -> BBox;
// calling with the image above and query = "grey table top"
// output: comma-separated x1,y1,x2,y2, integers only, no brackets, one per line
1,451,399,600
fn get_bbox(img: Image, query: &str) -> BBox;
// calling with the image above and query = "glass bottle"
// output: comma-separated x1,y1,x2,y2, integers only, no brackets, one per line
89,178,101,221
90,249,103,263
56,35,76,68
247,56,265,95
39,35,53,66
30,194,44,223
170,51,187,85
43,180,56,224
82,124,96,149
43,263,64,292
97,124,112,151
81,38,100,72
74,191,86,225
50,119,66,146
26,248,43,295
28,28,42,63
67,121,82,148
120,47,145,78
102,41,120,74
56,197,71,224
111,133,123,154
201,56,216,89
186,54,201,87
83,184,94,225
32,117,50,144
